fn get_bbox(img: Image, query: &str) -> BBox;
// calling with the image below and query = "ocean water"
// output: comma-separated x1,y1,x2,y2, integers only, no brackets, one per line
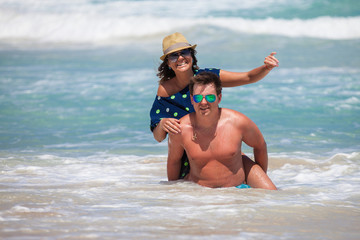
1,0,360,239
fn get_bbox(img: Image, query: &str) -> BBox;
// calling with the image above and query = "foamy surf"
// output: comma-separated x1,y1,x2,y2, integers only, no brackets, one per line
1,13,359,46
0,152,359,239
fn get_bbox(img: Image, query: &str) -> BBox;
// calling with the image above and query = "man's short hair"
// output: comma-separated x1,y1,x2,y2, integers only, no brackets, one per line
189,72,222,95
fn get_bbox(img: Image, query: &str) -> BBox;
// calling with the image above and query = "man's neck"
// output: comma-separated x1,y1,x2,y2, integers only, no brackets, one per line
194,108,221,130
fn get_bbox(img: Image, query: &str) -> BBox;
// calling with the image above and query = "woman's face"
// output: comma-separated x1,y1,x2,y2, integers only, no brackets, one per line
167,48,193,73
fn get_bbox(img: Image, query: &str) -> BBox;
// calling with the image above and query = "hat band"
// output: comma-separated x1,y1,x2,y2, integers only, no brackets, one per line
163,42,191,55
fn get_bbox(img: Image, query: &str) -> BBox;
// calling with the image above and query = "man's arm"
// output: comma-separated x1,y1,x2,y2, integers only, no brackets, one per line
240,115,268,173
167,133,185,180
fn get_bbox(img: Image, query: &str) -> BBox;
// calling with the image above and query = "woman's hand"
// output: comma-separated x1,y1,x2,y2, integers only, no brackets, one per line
160,118,181,134
264,52,279,70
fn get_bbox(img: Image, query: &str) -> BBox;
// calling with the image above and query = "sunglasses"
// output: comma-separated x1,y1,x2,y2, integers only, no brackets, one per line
168,49,192,62
193,94,216,103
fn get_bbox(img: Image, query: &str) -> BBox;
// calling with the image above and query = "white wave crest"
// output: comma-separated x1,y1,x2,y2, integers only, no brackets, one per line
210,16,360,40
0,6,359,47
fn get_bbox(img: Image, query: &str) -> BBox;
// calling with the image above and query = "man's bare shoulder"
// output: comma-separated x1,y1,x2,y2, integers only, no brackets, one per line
179,113,194,129
169,114,193,143
221,108,248,119
221,108,252,127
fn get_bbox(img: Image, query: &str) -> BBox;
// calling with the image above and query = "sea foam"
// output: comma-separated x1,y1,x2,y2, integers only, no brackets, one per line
1,7,359,46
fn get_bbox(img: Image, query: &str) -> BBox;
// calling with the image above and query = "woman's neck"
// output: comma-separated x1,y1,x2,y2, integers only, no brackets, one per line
174,70,194,89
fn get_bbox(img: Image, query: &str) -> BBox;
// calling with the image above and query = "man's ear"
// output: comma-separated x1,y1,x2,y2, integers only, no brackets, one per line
190,95,194,106
218,93,222,104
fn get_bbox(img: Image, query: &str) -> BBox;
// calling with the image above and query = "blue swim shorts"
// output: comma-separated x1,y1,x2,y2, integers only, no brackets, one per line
235,184,251,189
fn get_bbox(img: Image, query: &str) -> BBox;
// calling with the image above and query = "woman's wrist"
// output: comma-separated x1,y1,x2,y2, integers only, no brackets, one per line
264,64,272,71
153,121,167,142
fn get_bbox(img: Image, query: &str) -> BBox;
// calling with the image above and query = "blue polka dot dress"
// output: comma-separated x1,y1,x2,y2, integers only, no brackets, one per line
150,68,220,131
149,68,220,178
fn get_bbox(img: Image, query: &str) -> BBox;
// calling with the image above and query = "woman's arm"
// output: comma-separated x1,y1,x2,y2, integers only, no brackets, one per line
220,52,279,87
152,122,168,142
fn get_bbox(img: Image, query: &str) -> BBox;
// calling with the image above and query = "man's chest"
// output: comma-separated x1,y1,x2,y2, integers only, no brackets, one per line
183,127,243,163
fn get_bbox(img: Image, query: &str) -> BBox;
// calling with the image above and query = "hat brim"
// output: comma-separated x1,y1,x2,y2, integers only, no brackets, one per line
160,44,197,61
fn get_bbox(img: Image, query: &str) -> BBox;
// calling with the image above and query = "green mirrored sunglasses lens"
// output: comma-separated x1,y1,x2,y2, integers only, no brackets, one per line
205,94,216,103
193,94,216,103
193,95,203,103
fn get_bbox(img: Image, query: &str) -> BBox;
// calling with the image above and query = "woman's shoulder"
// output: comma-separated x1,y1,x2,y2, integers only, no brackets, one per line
157,78,188,97
195,68,221,76
156,78,175,97
156,83,170,97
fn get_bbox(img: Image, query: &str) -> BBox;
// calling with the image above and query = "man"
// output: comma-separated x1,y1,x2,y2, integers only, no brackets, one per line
167,72,276,190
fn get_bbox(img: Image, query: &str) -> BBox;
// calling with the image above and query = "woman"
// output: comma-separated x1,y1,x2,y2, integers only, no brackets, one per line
150,32,279,184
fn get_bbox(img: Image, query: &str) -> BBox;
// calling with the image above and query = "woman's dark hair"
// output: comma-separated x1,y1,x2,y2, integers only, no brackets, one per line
157,49,198,84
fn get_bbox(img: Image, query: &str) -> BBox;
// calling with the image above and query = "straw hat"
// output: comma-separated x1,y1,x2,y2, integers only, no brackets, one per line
160,32,197,61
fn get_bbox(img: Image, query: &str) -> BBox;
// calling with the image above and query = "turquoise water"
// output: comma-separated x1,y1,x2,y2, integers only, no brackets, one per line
1,49,359,156
1,0,360,239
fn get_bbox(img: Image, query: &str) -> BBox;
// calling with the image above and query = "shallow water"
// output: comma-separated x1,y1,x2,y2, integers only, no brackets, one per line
1,153,359,239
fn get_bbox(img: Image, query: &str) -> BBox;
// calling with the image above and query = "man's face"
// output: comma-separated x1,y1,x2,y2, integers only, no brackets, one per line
191,83,221,116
